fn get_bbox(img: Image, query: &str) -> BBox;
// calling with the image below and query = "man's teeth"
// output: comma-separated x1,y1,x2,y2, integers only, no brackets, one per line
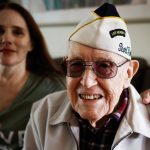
79,94,102,100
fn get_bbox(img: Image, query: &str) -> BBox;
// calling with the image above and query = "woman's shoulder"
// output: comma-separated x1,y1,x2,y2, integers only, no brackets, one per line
31,73,66,92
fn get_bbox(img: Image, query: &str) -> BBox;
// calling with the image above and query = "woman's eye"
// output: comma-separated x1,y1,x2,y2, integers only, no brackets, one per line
0,28,5,35
13,29,24,36
14,31,23,36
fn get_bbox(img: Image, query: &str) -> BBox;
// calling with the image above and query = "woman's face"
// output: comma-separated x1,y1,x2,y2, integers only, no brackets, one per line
66,42,131,127
0,9,32,67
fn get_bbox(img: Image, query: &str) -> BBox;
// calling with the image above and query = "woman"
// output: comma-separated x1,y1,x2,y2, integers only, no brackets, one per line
0,2,64,149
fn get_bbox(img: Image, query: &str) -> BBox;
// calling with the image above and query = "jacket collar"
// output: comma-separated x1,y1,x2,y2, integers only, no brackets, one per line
125,85,150,138
48,92,78,126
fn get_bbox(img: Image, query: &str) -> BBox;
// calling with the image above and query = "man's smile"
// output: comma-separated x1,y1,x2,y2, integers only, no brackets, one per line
79,94,103,100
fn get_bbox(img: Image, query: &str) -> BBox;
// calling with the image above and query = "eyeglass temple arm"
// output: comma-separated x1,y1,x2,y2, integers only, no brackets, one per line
117,60,129,67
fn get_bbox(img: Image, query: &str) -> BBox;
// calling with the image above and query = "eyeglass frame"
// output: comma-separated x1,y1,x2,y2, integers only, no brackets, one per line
62,57,130,79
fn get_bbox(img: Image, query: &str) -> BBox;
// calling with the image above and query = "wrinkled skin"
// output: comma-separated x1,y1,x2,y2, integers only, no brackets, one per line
66,41,139,127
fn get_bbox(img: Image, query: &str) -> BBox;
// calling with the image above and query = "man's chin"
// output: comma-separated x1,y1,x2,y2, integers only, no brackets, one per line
79,111,102,122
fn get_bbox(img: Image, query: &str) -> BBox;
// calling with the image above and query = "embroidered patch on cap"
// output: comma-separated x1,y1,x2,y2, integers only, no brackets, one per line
69,3,131,60
110,29,126,38
118,43,131,56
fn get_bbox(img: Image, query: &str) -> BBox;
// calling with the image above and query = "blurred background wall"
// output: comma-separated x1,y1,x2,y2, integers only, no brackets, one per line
2,0,150,64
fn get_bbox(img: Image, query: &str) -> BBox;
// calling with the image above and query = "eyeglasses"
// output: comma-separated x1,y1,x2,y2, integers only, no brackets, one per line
62,58,129,79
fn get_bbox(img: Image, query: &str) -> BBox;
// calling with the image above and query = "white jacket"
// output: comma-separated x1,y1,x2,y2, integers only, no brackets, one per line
23,85,150,150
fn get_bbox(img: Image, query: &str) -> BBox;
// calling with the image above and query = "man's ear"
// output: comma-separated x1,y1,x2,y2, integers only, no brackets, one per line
124,60,139,88
128,60,139,79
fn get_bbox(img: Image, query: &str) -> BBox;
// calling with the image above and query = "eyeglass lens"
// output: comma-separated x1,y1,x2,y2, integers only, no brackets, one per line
63,59,119,79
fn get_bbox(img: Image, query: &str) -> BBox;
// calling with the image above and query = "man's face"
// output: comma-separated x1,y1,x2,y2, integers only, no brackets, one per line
66,41,131,126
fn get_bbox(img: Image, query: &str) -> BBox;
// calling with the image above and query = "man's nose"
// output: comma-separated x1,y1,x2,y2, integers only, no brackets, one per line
80,67,98,88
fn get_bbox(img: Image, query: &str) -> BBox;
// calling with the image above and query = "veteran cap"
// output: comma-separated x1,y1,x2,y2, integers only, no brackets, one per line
69,3,131,60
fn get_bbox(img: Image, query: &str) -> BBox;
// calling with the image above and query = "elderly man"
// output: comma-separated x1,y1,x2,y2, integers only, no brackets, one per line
23,3,150,150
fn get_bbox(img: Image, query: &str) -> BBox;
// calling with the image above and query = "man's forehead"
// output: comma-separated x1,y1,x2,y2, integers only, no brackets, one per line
68,42,125,62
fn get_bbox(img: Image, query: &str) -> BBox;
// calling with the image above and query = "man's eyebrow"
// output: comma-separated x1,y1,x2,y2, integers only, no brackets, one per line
68,56,83,60
94,57,113,61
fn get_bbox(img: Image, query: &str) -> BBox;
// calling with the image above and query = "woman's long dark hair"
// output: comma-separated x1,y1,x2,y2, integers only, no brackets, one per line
0,2,64,79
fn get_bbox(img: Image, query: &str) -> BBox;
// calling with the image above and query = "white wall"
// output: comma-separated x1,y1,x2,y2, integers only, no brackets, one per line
40,22,150,64
40,25,74,58
128,22,150,64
